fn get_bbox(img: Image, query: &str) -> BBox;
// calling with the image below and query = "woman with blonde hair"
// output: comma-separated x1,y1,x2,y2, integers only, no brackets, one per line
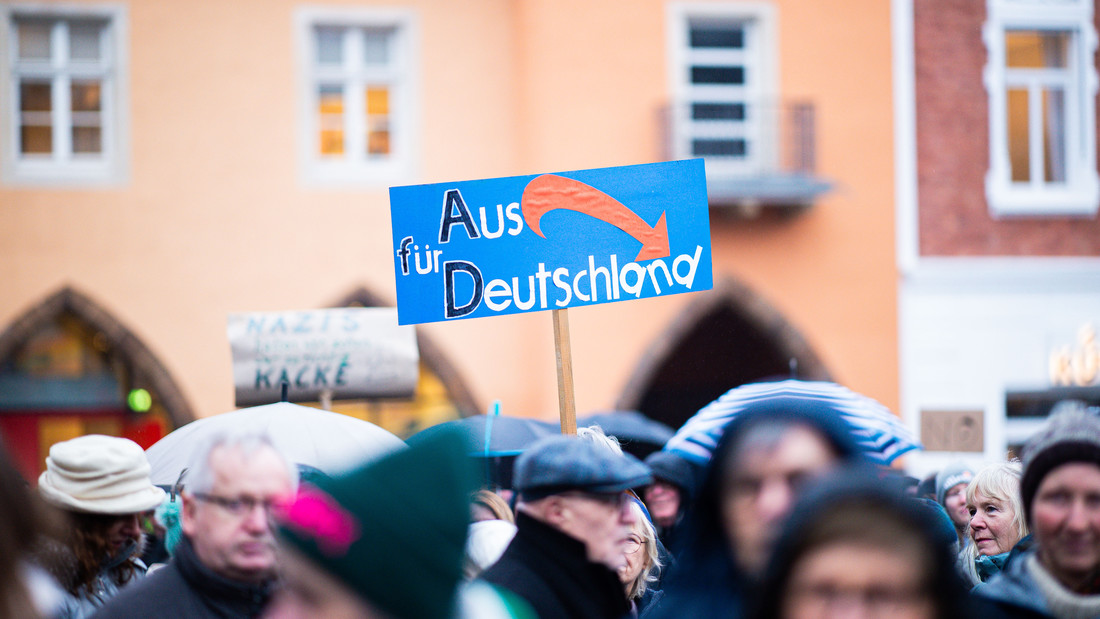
960,461,1028,586
470,489,515,524
618,499,663,618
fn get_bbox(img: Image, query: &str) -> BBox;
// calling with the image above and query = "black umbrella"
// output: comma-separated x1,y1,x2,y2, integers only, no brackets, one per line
577,410,675,460
407,412,558,489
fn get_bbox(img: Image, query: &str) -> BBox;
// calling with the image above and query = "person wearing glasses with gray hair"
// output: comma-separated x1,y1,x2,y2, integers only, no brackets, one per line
92,432,296,619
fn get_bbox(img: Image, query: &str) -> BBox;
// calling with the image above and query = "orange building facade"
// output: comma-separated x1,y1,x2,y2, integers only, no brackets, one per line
0,0,898,474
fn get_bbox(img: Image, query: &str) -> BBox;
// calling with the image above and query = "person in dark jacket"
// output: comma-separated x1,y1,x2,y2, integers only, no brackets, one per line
266,430,492,619
35,435,166,619
649,396,868,619
972,404,1100,619
753,467,975,619
91,432,296,619
640,450,695,554
480,434,653,619
936,462,976,546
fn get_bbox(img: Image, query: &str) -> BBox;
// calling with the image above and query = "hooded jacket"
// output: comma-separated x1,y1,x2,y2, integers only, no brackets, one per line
647,399,867,619
754,468,977,619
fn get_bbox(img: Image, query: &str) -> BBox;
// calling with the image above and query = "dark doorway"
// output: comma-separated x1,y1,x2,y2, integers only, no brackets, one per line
0,287,193,480
617,278,831,432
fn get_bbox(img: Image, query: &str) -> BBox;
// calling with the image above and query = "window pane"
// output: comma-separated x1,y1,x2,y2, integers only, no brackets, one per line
20,126,52,154
1006,31,1069,69
17,20,52,61
366,87,390,156
691,66,744,85
71,82,102,113
316,27,343,65
693,138,746,157
69,20,103,61
1043,88,1066,183
693,102,745,120
20,82,52,112
72,127,102,154
366,87,389,115
363,28,392,65
690,26,743,49
318,85,344,155
368,124,390,155
19,81,53,154
1007,88,1030,182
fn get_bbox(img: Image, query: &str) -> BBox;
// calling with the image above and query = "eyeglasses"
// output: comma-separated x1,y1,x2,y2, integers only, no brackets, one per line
623,536,643,554
563,491,631,510
192,492,282,518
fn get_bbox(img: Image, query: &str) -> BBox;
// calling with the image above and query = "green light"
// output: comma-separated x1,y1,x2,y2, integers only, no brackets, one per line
128,388,152,413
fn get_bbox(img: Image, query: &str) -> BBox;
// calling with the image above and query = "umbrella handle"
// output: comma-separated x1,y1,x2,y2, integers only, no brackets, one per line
485,400,501,460
171,468,188,501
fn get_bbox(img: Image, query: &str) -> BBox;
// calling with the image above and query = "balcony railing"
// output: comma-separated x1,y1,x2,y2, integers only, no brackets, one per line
662,99,832,215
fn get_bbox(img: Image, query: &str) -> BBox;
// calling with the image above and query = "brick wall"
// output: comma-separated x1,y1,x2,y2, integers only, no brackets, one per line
914,0,1100,256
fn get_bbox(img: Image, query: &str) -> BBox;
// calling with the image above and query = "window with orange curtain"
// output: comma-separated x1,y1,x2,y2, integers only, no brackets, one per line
301,11,415,184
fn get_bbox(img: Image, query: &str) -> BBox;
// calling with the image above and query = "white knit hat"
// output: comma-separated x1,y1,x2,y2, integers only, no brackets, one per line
38,435,166,515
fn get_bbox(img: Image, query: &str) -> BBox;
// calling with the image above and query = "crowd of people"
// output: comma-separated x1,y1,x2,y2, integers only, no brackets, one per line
2,383,1100,619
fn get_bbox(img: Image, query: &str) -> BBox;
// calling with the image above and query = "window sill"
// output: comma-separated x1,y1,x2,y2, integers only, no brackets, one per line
985,175,1100,218
1,161,126,187
300,158,416,189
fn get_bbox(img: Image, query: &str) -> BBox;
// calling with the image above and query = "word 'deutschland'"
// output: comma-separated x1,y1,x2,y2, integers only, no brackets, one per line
389,160,712,325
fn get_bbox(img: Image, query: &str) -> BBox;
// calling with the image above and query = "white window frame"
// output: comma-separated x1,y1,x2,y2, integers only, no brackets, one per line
667,2,778,179
296,7,419,187
0,3,128,186
983,0,1099,216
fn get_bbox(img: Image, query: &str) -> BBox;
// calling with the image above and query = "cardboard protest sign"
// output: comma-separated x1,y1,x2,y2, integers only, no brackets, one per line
390,159,712,325
228,308,418,406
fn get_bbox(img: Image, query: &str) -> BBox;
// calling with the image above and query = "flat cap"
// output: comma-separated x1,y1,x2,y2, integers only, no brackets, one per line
514,435,652,499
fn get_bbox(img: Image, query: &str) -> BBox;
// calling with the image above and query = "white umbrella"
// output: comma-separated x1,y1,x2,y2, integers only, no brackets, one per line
145,402,406,485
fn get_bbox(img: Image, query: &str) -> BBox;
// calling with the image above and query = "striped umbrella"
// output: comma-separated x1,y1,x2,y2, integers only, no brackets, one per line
664,379,921,466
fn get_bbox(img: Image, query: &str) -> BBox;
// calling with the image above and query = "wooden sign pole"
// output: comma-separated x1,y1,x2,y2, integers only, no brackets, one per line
552,308,577,434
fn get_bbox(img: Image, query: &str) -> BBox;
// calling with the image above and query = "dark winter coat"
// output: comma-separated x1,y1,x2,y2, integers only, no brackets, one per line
972,548,1100,619
648,401,868,619
753,469,979,619
480,511,630,619
89,536,274,619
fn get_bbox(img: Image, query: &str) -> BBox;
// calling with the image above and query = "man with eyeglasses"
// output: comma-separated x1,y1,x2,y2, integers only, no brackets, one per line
479,434,653,619
93,432,295,619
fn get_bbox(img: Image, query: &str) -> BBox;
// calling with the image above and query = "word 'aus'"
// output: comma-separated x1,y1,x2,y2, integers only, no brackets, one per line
396,189,524,276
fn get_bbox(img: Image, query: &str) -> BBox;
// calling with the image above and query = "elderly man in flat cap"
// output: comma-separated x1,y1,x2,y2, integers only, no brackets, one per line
479,434,652,619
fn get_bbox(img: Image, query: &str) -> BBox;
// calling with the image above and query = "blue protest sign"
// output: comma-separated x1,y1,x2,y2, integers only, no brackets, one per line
390,159,712,325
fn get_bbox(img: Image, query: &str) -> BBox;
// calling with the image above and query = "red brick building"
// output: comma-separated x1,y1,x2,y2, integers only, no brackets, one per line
896,0,1100,474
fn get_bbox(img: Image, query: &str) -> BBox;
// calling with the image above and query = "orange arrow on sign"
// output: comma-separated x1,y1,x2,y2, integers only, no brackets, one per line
520,174,670,262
